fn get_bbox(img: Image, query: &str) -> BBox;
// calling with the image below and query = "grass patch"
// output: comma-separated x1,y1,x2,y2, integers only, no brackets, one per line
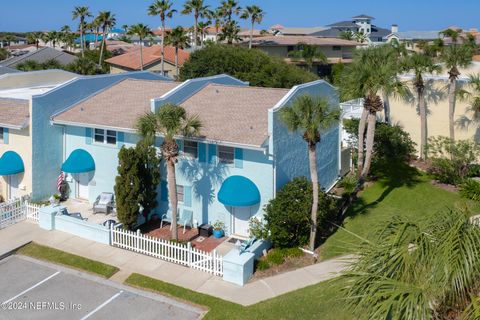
17,242,119,278
320,164,480,259
125,273,351,320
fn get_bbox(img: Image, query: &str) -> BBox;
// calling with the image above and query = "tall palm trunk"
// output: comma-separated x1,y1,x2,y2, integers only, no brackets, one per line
249,20,254,49
175,47,179,76
98,27,106,66
193,13,198,49
362,112,377,178
167,159,178,240
139,41,144,71
448,73,458,141
357,107,368,177
383,93,391,124
308,143,319,251
417,85,428,160
80,21,85,57
161,19,165,75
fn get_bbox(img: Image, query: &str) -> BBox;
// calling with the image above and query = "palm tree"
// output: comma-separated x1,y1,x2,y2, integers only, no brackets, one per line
402,52,441,160
342,209,480,319
218,20,241,45
97,11,116,66
218,0,241,22
148,0,176,76
207,8,223,42
136,104,201,240
166,26,190,76
72,6,92,57
339,30,354,41
122,24,129,32
288,43,327,70
90,16,102,49
464,74,480,121
280,96,340,251
181,0,209,49
26,32,42,50
240,5,264,49
128,24,153,71
197,20,211,47
440,32,474,140
340,46,407,180
353,32,368,44
4,34,15,47
47,31,59,48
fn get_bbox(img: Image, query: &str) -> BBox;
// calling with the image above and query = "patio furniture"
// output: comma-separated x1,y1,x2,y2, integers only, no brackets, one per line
59,208,87,221
102,219,118,228
160,207,180,229
179,209,194,234
198,223,213,237
239,236,257,254
93,192,114,214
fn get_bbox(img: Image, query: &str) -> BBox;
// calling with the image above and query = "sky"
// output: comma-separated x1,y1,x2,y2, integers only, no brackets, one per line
1,0,479,33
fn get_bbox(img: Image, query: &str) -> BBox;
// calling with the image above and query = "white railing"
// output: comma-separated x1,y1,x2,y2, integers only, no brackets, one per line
111,227,223,276
0,197,42,229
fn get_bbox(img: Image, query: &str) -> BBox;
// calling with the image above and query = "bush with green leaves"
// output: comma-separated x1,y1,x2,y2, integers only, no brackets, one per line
460,179,480,201
427,136,480,185
179,44,318,88
264,177,338,248
248,216,268,240
338,174,358,196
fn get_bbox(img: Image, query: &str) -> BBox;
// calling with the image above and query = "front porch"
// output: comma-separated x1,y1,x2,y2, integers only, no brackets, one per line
60,198,117,226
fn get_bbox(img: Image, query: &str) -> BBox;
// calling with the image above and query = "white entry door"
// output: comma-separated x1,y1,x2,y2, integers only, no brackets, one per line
8,175,18,200
233,206,252,237
76,173,89,200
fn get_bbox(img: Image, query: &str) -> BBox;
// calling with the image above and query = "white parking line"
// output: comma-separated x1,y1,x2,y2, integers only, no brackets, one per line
2,271,61,304
80,290,123,320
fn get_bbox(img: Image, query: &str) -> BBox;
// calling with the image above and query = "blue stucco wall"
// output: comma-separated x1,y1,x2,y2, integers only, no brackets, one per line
271,80,340,191
152,74,247,111
30,72,169,200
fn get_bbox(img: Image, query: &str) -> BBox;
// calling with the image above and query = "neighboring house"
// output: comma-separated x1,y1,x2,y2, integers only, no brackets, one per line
51,74,341,238
105,45,190,78
0,47,78,69
107,28,127,40
105,40,135,56
243,35,359,75
270,25,328,36
312,14,391,44
0,70,169,202
384,30,442,52
0,66,21,75
0,36,27,48
153,27,219,45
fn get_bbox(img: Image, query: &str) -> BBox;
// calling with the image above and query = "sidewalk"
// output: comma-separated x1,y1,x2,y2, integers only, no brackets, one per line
0,221,352,306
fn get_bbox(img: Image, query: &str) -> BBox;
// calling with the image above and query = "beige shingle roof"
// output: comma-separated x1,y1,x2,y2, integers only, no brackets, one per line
53,79,179,129
180,84,290,146
0,98,29,128
248,35,359,47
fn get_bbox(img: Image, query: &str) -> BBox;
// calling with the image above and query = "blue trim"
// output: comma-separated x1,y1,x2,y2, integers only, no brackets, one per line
198,143,206,162
3,128,8,145
234,148,243,169
218,176,260,207
0,151,24,175
184,186,192,207
208,144,217,164
117,132,124,148
61,149,95,173
176,140,184,154
85,128,92,145
160,180,168,201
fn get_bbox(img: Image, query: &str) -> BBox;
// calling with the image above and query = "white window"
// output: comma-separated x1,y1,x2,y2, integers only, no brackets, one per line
218,146,234,165
177,185,184,203
94,128,117,145
183,140,198,158
0,127,3,143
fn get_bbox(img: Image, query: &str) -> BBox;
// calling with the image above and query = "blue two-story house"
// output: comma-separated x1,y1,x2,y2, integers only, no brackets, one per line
51,74,341,238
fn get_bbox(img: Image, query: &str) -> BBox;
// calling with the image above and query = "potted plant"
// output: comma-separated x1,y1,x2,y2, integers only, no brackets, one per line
49,193,61,205
212,220,225,238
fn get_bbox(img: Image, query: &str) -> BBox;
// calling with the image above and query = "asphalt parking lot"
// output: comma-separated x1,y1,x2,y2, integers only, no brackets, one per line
0,255,203,320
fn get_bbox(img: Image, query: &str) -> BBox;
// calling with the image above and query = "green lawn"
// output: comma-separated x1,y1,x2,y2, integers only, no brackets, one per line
125,273,351,320
321,164,479,259
17,242,119,278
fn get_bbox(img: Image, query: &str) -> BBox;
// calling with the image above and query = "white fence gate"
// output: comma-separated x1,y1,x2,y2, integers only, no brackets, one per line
111,227,223,276
0,197,42,229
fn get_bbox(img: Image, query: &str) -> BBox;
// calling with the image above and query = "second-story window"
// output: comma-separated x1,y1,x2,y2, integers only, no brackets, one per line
183,140,198,158
218,146,234,165
94,128,117,145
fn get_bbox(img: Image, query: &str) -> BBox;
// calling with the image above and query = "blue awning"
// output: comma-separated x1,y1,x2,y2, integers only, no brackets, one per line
0,151,24,176
61,149,95,173
218,176,260,207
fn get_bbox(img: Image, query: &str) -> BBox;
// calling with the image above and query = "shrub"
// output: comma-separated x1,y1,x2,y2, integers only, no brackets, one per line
179,44,318,88
459,179,480,201
267,249,285,265
281,247,304,258
255,259,270,271
427,136,480,185
338,174,358,196
264,177,338,248
248,217,267,239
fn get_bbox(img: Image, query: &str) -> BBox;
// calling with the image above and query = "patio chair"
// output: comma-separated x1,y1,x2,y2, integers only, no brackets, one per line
93,192,114,214
178,209,194,234
59,208,87,221
160,207,180,230
239,236,257,254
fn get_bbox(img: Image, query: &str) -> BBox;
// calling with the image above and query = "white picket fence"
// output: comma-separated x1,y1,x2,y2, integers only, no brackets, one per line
111,227,223,276
0,197,42,229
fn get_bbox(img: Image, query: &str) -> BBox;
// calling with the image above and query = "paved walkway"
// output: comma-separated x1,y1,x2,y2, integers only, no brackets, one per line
0,221,352,306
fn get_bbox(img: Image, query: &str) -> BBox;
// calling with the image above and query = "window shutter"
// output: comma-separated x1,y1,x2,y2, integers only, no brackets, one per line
160,181,168,201
85,128,92,145
184,186,192,207
117,132,124,148
234,148,243,169
208,144,217,164
3,128,8,144
198,143,206,162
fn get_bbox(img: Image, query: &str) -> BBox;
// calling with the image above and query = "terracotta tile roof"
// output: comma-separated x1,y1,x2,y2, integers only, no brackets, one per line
180,84,290,146
105,45,190,70
247,35,359,47
53,79,179,129
0,98,29,128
